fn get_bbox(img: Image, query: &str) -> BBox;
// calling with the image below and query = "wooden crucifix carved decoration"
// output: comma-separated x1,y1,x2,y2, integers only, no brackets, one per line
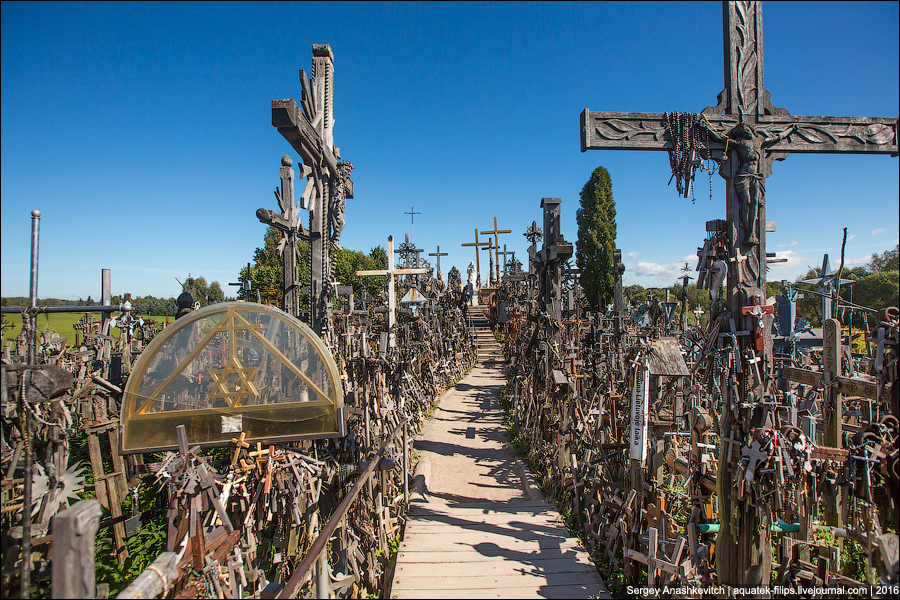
579,0,897,588
257,156,308,318
272,44,354,338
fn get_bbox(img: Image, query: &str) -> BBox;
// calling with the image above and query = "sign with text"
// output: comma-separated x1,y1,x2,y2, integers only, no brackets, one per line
629,359,650,461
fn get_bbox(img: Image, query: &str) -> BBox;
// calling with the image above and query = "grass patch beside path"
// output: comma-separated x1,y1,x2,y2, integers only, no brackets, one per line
2,312,172,346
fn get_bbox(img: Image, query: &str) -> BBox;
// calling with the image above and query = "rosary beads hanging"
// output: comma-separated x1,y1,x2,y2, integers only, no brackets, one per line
663,112,716,204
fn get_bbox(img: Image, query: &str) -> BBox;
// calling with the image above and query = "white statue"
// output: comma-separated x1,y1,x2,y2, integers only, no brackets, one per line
467,261,476,284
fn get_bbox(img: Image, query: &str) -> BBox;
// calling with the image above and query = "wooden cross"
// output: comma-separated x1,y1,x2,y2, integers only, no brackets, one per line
256,157,307,317
230,432,250,468
580,3,896,584
480,239,496,285
460,229,490,283
740,294,774,352
481,217,512,283
272,44,354,336
428,246,448,279
523,220,542,274
582,0,896,296
355,236,427,347
497,244,510,274
728,247,747,285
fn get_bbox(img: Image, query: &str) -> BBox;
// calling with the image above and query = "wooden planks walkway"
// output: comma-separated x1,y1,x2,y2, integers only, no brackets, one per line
391,361,608,599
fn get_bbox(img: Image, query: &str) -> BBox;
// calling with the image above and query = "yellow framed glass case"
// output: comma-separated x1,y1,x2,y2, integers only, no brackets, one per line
120,302,344,453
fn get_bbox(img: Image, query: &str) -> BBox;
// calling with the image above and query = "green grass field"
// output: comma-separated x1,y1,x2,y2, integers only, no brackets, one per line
1,311,171,348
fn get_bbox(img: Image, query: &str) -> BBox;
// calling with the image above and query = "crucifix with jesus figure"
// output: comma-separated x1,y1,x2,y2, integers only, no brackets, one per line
580,0,897,588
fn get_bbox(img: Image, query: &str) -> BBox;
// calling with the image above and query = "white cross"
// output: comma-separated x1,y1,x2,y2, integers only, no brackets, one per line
356,236,427,347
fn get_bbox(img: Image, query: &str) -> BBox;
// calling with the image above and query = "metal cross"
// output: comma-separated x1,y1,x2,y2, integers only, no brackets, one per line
404,206,421,243
428,246,448,279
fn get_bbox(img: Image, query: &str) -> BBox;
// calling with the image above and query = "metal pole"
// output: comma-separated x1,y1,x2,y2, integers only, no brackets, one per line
28,210,40,364
101,268,112,331
316,553,328,599
23,209,40,599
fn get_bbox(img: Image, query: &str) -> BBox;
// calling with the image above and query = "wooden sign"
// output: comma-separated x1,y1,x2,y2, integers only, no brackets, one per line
630,359,650,462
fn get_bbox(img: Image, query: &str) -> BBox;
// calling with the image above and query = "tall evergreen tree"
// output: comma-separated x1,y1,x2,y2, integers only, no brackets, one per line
576,166,617,309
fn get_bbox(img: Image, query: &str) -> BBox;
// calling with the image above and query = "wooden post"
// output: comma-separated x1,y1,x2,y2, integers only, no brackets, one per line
116,552,180,599
822,318,843,531
402,418,409,509
51,500,102,599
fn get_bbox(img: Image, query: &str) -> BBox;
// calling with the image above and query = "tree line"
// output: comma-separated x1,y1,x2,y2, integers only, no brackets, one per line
232,226,388,308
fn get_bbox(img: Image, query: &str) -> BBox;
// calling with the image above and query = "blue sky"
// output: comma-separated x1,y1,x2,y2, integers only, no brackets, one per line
2,1,897,301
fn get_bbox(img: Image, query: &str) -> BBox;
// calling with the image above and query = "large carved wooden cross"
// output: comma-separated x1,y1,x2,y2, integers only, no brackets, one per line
272,44,354,338
580,0,897,588
582,2,897,297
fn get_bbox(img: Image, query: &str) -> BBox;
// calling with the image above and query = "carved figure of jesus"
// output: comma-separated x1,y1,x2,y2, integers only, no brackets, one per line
702,120,796,246
330,162,353,249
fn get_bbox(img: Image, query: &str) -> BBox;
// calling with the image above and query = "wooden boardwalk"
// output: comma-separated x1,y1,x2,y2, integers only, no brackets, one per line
392,501,606,599
391,357,607,599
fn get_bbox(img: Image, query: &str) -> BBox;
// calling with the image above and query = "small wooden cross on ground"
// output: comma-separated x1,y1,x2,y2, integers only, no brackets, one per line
230,432,250,468
356,236,427,347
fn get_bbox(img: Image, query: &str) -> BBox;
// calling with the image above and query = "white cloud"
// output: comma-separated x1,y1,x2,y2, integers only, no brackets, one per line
628,254,697,282
844,254,873,269
873,228,886,235
776,240,799,248
847,234,857,241
626,251,642,259
766,250,807,278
